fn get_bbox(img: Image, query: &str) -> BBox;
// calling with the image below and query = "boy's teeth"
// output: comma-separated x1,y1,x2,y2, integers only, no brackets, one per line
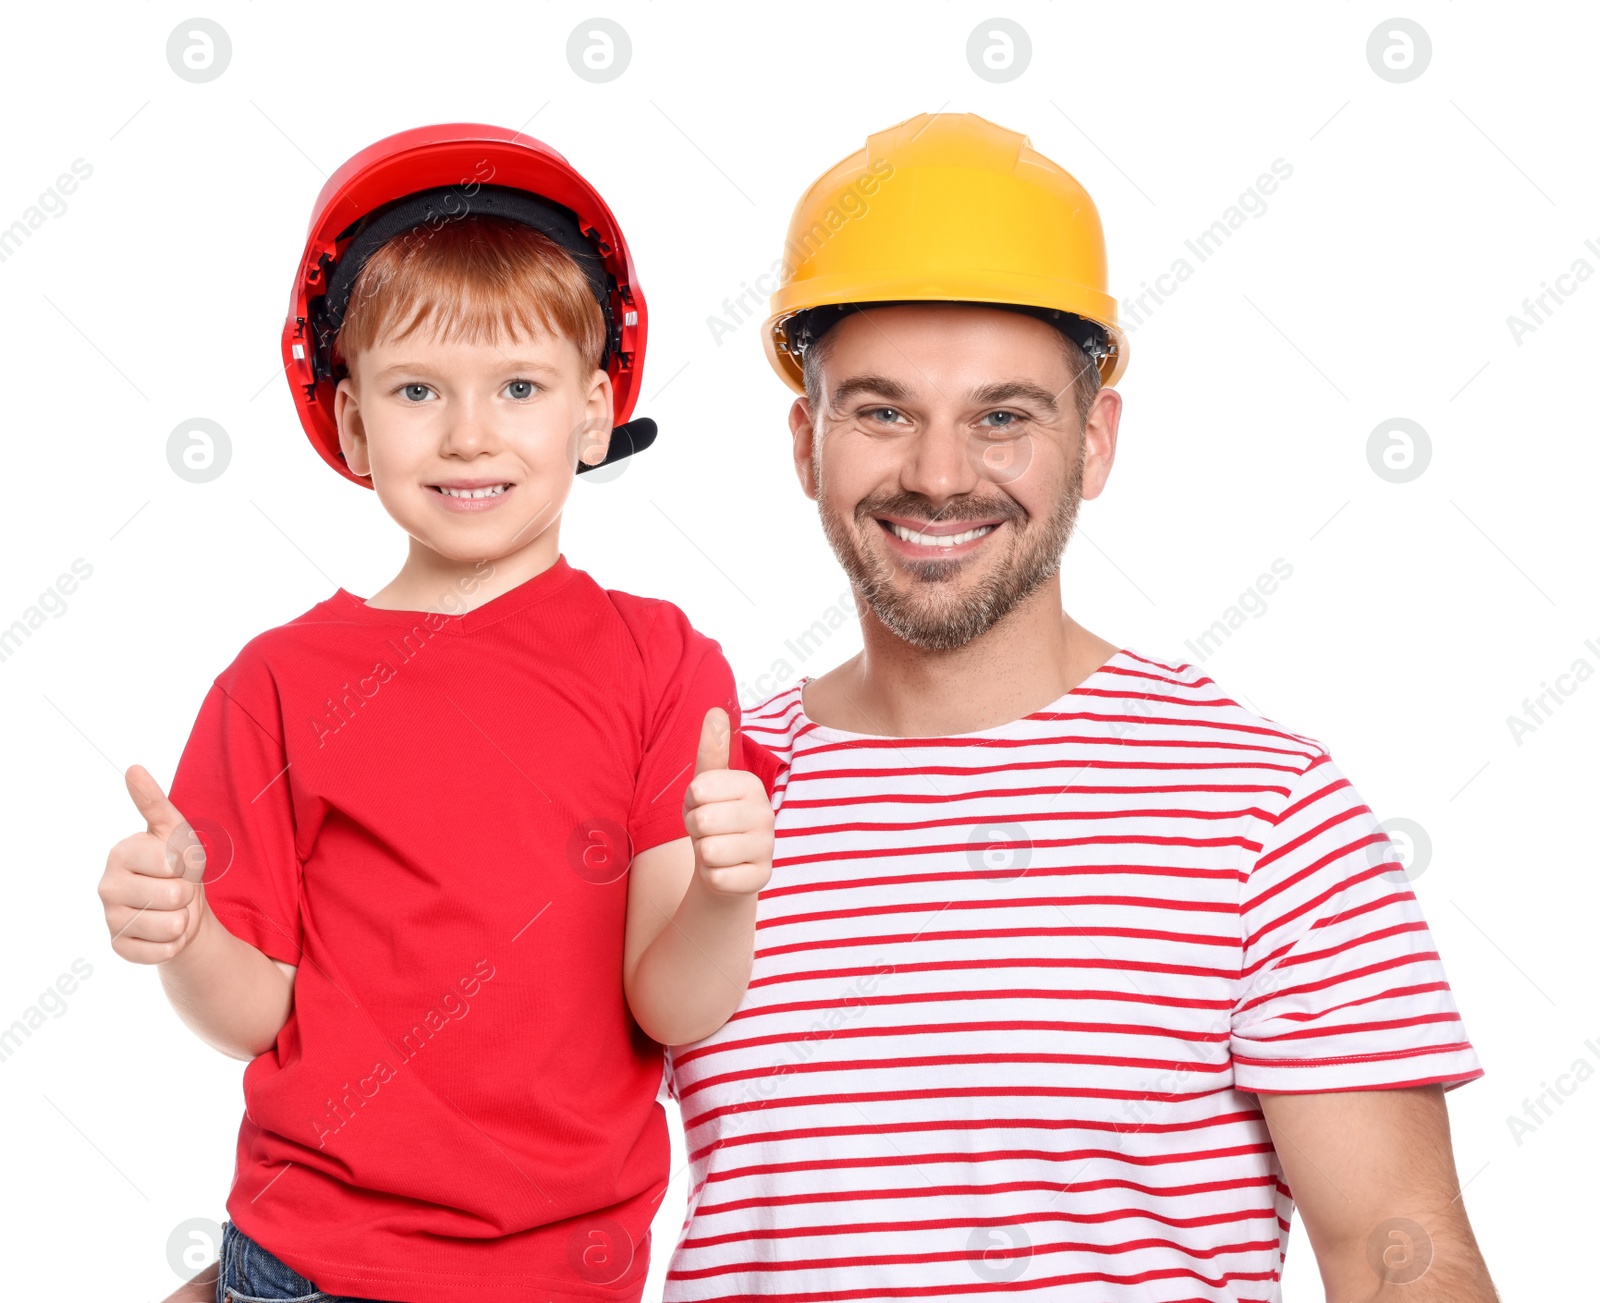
438,484,509,499
890,522,996,547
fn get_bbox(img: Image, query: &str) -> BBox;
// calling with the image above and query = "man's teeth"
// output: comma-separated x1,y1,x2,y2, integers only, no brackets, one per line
889,522,996,547
437,484,510,499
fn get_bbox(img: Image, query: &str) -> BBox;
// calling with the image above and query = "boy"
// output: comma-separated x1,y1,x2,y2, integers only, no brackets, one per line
97,124,775,1303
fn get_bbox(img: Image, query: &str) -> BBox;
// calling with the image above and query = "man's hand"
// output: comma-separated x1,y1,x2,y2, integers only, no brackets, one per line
683,707,774,898
98,765,213,964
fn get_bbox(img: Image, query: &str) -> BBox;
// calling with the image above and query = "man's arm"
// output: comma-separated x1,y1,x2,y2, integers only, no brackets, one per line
1258,1085,1497,1302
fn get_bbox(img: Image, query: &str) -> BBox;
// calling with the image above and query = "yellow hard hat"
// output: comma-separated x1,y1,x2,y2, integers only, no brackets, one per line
763,111,1128,393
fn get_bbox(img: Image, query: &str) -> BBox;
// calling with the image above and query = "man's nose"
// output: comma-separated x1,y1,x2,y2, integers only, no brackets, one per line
900,417,981,502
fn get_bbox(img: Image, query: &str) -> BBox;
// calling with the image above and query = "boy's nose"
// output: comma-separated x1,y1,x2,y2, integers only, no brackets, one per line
439,396,497,456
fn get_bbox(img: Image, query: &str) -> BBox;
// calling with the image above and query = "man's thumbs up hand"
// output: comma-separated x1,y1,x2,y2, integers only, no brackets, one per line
683,708,774,898
97,765,213,964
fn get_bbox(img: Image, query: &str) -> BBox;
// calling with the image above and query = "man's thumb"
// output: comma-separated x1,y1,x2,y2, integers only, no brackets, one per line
694,707,731,776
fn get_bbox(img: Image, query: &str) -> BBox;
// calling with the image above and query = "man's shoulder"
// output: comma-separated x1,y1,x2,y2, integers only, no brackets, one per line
1099,647,1329,765
740,681,807,760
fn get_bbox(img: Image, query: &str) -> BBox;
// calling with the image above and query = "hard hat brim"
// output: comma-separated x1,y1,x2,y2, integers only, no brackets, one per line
763,278,1129,396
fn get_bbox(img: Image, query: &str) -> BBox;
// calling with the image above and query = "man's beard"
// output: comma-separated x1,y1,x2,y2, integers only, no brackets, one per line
817,443,1086,653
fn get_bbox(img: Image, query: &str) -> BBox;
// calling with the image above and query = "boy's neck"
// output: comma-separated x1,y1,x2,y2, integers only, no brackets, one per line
364,529,562,614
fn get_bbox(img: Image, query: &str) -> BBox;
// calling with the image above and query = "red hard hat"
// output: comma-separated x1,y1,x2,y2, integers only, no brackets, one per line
281,123,653,486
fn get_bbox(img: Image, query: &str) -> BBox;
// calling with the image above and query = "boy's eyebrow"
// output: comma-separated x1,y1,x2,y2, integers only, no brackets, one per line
371,358,565,379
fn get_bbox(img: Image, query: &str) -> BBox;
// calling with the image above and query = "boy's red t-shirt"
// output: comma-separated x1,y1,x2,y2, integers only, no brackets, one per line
168,556,776,1303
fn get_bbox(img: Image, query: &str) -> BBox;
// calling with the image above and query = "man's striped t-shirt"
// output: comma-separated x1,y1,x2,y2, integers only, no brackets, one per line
663,648,1480,1303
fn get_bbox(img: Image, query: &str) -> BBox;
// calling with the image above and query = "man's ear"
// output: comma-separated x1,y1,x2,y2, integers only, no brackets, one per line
575,367,615,467
334,378,370,478
790,397,819,502
1079,385,1122,503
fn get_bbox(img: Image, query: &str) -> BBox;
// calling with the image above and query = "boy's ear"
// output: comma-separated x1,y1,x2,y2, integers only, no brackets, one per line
575,423,612,467
334,377,371,478
574,366,615,468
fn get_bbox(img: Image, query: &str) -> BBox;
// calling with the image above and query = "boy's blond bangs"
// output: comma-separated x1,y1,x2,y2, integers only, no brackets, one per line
334,215,606,372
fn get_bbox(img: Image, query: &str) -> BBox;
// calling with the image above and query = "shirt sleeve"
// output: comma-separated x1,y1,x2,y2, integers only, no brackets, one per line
740,737,785,804
625,601,757,856
1231,750,1482,1094
167,644,305,967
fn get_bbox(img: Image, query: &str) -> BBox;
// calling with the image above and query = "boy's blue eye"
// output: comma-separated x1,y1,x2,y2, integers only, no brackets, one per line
505,380,535,400
402,384,431,402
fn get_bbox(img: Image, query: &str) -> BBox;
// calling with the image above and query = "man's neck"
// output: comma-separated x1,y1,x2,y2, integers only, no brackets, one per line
803,576,1121,738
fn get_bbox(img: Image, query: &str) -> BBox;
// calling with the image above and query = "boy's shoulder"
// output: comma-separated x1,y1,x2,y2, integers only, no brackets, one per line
214,590,372,664
589,578,726,671
209,572,732,711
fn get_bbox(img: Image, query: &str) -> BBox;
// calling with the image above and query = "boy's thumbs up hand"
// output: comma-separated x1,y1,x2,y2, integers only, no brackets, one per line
683,708,774,898
97,765,213,964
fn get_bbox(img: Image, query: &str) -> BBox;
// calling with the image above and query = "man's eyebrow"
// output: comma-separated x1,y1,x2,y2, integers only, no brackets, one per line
968,381,1060,412
830,374,915,406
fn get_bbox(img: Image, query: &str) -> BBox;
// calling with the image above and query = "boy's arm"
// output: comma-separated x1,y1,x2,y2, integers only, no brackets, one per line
160,1264,216,1303
98,765,295,1060
623,708,774,1045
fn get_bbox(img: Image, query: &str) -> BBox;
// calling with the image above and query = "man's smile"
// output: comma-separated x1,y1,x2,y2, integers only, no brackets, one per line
874,512,1007,561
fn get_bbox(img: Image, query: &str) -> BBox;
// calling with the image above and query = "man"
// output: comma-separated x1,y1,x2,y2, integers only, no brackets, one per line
657,114,1496,1302
163,113,1495,1302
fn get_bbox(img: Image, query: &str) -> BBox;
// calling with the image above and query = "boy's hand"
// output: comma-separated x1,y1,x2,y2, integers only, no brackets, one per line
97,765,213,964
683,708,774,898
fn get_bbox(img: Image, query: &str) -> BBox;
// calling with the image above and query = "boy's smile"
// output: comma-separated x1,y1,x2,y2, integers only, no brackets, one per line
428,476,516,511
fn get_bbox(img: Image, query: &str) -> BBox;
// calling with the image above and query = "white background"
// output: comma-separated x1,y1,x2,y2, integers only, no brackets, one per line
1,3,1593,1299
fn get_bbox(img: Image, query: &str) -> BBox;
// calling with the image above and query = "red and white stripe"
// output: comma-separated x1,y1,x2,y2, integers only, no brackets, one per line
663,649,1480,1302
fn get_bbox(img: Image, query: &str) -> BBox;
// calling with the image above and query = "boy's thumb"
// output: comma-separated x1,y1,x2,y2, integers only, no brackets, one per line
694,707,731,776
125,765,183,837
